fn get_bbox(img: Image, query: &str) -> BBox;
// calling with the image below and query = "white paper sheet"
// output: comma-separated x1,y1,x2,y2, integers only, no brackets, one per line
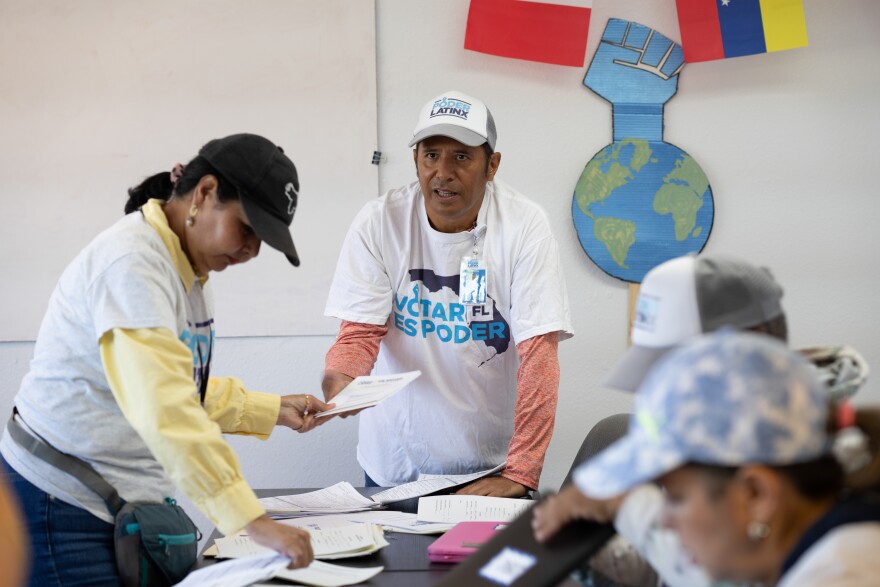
260,482,381,517
370,463,506,504
316,371,420,417
174,552,289,587
416,495,533,524
273,560,384,586
333,510,455,534
214,523,388,560
291,510,454,535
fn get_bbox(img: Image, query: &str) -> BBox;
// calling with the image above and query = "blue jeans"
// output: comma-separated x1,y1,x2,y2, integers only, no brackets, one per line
364,471,381,488
1,456,120,587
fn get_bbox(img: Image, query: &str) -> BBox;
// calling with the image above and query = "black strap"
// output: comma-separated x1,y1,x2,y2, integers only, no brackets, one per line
7,408,125,516
198,336,212,405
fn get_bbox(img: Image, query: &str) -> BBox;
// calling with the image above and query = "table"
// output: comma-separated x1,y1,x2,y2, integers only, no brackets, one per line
196,488,581,587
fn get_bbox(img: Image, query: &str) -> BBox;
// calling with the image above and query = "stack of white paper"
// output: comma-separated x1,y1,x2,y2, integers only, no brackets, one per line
212,522,389,561
416,495,533,524
260,482,382,519
259,462,511,524
316,371,421,418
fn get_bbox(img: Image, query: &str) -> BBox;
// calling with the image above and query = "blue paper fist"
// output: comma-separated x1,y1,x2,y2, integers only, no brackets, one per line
584,19,685,107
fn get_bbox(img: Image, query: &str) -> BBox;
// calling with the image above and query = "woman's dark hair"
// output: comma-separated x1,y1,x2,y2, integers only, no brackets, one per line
689,455,845,502
124,156,239,214
747,313,789,344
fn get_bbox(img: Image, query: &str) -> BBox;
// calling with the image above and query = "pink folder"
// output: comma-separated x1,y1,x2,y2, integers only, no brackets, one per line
428,521,508,563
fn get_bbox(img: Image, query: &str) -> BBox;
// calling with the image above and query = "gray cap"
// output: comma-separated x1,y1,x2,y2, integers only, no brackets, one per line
408,90,497,151
604,254,785,392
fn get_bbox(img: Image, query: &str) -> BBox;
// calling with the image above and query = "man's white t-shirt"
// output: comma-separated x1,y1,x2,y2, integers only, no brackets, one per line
325,179,573,486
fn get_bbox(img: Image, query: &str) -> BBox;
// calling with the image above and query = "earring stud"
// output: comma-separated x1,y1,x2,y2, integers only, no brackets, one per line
747,521,770,541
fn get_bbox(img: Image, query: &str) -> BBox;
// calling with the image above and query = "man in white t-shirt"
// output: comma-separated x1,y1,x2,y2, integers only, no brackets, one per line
322,91,573,496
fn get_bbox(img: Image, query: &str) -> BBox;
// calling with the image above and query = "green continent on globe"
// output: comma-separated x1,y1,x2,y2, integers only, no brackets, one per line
593,217,636,269
653,155,709,241
575,139,653,218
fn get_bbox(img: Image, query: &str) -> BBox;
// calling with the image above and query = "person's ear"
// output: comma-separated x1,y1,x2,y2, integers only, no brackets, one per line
736,465,782,533
486,151,501,181
193,174,219,206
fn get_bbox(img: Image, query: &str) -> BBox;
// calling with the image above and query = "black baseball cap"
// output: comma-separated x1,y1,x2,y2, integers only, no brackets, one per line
199,133,300,267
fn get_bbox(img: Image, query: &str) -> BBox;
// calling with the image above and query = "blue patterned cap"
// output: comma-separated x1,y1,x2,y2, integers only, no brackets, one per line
575,330,830,499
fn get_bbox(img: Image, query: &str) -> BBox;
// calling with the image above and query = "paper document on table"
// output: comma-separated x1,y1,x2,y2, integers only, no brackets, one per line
273,560,384,586
183,554,384,587
316,371,420,417
417,495,533,524
214,522,388,560
260,482,381,517
371,463,506,504
173,551,289,587
360,511,456,534
292,510,455,535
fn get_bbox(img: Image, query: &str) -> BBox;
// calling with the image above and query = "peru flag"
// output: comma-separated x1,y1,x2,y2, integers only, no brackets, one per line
465,0,593,67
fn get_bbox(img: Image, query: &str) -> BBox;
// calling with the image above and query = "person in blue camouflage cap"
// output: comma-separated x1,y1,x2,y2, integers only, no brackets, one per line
537,254,871,587
540,330,880,587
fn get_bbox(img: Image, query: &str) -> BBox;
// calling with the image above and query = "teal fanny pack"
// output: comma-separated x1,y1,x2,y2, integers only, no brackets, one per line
8,410,200,586
114,498,199,586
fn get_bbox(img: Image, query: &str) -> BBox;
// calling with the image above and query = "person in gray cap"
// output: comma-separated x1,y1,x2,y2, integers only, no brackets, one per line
543,331,880,586
606,253,867,401
536,253,870,587
322,91,573,496
605,254,788,393
1,134,333,583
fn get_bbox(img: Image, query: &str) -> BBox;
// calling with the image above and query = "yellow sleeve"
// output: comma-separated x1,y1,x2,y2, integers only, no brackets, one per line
100,326,265,535
204,376,280,438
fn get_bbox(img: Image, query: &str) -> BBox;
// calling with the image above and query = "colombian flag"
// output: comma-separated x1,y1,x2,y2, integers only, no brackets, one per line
676,0,808,63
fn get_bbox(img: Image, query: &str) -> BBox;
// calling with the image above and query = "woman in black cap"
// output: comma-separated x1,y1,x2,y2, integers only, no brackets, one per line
1,134,331,584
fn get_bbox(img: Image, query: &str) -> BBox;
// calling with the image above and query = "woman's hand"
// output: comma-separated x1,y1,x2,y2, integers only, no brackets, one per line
532,484,625,542
245,515,314,569
277,394,335,432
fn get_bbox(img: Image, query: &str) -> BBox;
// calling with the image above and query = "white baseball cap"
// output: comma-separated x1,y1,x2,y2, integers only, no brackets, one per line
408,91,497,151
604,254,785,392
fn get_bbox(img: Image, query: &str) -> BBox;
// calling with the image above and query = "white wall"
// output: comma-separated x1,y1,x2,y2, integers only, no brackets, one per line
2,0,879,544
0,0,377,340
